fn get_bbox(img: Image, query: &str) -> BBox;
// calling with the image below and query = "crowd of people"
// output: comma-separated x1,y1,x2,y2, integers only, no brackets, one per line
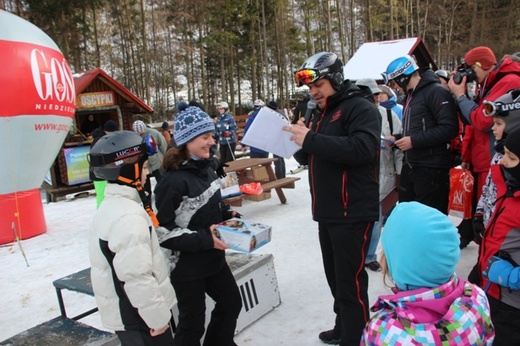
84,45,520,346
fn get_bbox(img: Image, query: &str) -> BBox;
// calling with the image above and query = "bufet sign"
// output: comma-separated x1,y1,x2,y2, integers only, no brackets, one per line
0,10,75,244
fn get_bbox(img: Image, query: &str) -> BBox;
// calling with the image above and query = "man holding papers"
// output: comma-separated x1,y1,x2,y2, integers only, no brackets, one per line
284,52,381,346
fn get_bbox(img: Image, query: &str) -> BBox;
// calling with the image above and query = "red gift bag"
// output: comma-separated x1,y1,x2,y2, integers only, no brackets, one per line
448,168,474,219
239,182,264,195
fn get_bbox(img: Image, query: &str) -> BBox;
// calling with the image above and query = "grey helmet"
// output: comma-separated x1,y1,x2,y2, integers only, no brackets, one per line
89,131,149,183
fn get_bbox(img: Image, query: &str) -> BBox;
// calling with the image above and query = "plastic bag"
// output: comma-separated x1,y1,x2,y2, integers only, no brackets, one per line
239,182,264,195
448,168,474,219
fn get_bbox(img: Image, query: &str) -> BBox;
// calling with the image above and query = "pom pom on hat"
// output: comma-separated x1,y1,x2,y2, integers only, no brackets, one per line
464,46,497,70
103,120,119,132
382,202,460,291
132,120,146,134
177,101,189,112
174,106,214,146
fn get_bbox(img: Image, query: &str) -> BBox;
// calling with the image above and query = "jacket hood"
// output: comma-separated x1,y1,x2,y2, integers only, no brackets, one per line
374,275,464,323
380,97,398,109
414,69,441,93
487,55,520,86
326,80,371,110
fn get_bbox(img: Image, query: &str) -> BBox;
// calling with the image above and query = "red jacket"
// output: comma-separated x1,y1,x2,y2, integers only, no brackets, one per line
466,56,520,173
478,164,520,304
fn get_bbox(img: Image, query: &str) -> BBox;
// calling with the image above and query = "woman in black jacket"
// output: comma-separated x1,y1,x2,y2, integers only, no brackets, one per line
154,105,242,346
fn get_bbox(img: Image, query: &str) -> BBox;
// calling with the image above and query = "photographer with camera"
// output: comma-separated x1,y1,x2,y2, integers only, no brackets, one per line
448,46,520,246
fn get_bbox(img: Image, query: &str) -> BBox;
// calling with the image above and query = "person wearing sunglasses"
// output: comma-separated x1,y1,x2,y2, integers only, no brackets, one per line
382,55,459,214
285,52,381,346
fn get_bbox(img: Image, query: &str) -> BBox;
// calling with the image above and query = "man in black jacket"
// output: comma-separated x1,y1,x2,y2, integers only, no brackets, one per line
382,55,459,213
285,52,380,346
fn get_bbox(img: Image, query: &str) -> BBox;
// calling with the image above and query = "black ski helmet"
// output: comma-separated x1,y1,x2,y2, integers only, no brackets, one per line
295,52,344,90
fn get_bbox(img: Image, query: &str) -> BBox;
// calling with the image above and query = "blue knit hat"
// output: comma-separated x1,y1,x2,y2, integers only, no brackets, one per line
174,106,214,146
382,202,460,291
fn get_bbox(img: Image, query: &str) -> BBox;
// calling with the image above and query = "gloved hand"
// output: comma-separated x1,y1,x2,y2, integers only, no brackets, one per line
473,213,484,245
222,131,231,138
233,211,243,219
216,161,228,178
483,256,520,289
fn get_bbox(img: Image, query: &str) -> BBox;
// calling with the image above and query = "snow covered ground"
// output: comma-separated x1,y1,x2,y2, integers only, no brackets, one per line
0,157,478,345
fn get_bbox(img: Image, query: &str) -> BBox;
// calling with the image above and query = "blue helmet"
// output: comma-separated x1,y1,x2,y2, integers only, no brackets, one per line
382,55,419,85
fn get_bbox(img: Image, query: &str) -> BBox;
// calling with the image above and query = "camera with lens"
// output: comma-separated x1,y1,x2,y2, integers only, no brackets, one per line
453,66,477,85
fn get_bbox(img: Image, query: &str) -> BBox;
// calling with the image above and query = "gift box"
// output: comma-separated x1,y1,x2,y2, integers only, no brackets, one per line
215,218,271,253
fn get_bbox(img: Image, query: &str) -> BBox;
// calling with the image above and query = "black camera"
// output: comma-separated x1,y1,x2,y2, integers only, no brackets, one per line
453,67,477,85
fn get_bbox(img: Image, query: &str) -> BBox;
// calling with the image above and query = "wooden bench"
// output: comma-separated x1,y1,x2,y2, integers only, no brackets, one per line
223,195,243,207
0,317,118,346
234,114,250,159
234,114,250,142
260,177,300,192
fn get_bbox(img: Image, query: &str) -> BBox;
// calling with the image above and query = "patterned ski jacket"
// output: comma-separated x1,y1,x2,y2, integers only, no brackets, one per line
154,158,234,282
361,275,494,345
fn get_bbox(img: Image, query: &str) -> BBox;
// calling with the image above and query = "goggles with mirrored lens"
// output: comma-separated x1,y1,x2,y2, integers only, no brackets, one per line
295,69,323,86
483,101,510,117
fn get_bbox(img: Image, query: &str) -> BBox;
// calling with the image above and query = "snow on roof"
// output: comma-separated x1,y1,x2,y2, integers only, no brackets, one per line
343,37,424,82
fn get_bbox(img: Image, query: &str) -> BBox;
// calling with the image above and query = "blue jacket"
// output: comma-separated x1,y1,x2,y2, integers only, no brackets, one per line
244,108,268,155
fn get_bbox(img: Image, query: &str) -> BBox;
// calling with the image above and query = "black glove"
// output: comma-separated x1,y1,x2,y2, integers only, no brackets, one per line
473,213,484,245
216,161,229,178
234,212,243,219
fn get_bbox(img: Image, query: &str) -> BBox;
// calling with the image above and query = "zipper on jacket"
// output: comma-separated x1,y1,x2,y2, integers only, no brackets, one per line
342,171,348,216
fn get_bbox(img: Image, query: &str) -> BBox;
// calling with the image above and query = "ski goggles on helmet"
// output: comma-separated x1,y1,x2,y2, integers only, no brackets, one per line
483,100,520,117
295,68,325,86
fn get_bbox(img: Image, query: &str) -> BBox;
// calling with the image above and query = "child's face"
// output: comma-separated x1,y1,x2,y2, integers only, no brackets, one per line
500,146,520,169
492,118,506,140
141,160,149,186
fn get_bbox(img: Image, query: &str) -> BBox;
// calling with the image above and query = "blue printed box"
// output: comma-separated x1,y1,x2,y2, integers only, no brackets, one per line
215,218,271,253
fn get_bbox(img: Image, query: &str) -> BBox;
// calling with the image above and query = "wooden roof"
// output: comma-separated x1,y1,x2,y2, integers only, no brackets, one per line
73,68,153,114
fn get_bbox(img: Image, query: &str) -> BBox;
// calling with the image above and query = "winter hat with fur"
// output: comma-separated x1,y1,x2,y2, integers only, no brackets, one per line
382,201,460,291
174,106,214,146
464,46,497,70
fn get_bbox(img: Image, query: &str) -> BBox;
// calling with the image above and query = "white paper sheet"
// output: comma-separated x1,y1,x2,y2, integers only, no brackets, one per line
241,107,301,159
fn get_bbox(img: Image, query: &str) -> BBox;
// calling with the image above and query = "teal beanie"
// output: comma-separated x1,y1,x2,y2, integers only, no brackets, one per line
382,202,460,291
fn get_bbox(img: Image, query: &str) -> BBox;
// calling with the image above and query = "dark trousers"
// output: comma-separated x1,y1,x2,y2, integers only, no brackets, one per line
488,295,520,346
250,151,268,159
219,142,236,163
116,326,175,346
318,222,372,346
273,154,286,179
172,264,242,346
399,164,449,214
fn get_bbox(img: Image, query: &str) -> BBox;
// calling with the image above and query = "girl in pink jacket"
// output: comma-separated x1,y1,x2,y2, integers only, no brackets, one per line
361,202,494,345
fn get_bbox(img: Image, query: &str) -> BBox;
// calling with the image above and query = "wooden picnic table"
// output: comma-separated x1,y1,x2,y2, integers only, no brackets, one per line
224,158,300,204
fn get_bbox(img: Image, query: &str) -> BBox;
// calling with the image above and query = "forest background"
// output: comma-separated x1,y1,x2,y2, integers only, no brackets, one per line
2,0,519,121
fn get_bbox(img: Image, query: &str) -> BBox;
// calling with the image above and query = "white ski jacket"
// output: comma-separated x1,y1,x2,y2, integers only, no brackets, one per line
89,183,176,331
